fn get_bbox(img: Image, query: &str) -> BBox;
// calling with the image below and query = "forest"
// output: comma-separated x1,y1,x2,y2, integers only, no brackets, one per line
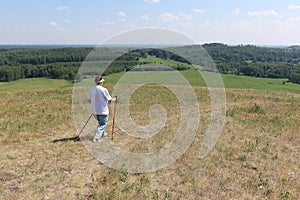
202,43,300,83
0,43,300,84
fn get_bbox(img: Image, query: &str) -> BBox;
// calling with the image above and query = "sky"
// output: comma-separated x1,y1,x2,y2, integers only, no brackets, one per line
1,0,300,45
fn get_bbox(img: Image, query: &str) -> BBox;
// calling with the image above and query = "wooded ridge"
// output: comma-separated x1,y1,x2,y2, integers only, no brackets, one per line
0,43,299,84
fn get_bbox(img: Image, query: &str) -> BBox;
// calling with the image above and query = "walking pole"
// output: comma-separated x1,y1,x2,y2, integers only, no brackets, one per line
53,113,93,143
77,113,93,138
111,96,117,140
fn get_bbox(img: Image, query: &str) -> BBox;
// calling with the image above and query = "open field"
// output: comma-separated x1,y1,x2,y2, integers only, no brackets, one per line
104,69,300,94
0,75,300,199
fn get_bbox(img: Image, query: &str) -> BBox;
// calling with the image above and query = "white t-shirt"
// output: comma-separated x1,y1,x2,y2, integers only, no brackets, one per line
87,85,112,115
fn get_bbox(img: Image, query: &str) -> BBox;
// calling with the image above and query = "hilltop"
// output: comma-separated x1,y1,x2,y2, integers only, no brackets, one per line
0,77,299,199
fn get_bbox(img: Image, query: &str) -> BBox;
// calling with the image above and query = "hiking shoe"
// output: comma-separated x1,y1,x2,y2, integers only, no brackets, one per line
93,138,101,142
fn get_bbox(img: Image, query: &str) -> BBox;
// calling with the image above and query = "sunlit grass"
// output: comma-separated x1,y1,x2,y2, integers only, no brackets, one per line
0,75,299,199
0,78,73,92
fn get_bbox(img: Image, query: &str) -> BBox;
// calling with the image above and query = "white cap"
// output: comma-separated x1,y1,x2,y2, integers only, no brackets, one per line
98,78,105,83
95,76,105,84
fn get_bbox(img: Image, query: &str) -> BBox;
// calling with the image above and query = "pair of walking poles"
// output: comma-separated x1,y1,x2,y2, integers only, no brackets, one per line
53,96,117,143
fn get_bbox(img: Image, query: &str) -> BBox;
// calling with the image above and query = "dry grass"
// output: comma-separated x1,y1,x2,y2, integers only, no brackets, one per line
0,81,300,200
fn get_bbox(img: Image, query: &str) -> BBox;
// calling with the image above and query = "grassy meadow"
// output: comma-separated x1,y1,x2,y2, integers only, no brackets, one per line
0,72,300,199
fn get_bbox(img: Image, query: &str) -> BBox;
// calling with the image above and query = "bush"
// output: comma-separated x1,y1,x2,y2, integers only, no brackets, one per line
289,72,300,84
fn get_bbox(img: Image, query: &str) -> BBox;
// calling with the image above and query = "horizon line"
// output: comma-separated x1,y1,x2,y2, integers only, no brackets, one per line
0,43,298,47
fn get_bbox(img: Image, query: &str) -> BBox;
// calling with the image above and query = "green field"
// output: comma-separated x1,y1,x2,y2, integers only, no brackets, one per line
0,78,73,92
1,70,298,94
82,69,300,94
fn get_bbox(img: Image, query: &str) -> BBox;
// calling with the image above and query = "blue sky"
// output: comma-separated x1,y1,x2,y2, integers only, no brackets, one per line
1,0,300,45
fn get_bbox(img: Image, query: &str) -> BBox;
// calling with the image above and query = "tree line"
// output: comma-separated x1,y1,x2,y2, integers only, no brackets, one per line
0,47,91,82
201,43,300,84
0,47,190,82
0,44,300,84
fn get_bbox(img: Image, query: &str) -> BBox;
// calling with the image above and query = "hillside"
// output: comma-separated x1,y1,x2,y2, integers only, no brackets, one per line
0,44,300,84
0,77,299,199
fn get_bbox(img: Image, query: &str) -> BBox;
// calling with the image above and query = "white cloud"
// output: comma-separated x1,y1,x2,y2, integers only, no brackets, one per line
144,0,160,4
102,21,115,25
248,10,282,18
120,18,126,22
290,16,300,22
179,21,192,27
56,6,69,11
158,12,192,26
118,11,126,17
47,21,65,31
288,4,300,10
193,8,205,13
180,12,192,21
232,8,240,16
159,12,179,21
63,19,70,23
235,21,252,29
49,21,58,27
198,21,219,29
5,25,22,32
12,28,21,32
141,14,149,20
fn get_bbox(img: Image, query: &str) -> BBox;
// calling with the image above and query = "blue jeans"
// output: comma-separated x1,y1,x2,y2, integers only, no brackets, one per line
93,114,108,140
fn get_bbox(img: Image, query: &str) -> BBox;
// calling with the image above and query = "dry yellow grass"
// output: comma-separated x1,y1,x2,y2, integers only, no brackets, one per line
0,81,299,200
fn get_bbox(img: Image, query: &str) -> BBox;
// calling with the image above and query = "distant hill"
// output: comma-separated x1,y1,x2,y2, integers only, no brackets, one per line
287,45,300,49
0,43,300,84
